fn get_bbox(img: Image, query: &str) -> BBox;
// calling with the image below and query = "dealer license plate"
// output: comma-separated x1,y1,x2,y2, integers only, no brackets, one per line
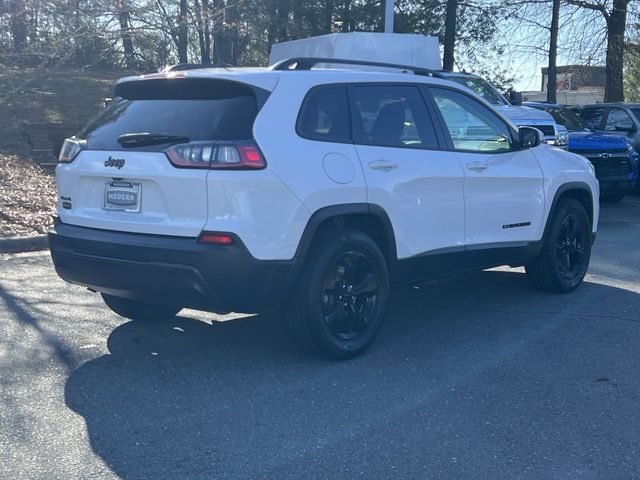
103,182,141,212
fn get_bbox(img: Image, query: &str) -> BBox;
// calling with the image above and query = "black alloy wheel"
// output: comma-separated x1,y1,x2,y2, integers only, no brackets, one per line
526,198,591,293
287,228,390,359
555,213,588,282
321,251,379,341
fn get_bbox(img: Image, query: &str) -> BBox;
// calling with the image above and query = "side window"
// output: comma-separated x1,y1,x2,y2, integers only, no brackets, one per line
430,87,513,153
297,85,350,143
605,108,634,131
349,85,438,149
581,107,605,129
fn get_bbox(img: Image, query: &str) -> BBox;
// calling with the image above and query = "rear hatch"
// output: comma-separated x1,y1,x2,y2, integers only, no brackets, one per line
56,75,270,237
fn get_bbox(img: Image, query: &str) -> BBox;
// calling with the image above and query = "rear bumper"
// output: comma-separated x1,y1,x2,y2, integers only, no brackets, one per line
49,223,298,314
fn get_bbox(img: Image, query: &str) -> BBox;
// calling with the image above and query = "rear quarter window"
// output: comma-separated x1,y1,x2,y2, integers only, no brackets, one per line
296,85,350,143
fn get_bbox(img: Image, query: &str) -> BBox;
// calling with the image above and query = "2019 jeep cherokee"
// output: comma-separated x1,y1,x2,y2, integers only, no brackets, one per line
49,59,600,359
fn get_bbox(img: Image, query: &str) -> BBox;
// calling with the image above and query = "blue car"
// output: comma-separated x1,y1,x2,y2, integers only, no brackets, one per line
526,102,639,202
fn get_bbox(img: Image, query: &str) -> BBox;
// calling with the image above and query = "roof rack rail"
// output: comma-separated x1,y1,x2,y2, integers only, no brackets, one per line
163,62,234,72
270,57,444,78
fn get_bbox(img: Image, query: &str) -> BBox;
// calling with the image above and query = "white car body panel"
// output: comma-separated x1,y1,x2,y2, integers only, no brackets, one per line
203,170,309,261
532,144,600,233
56,150,209,237
55,69,599,263
355,145,465,258
458,148,545,246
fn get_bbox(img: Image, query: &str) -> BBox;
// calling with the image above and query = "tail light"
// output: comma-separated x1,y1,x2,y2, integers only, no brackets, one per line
165,141,266,170
197,232,235,245
58,137,86,163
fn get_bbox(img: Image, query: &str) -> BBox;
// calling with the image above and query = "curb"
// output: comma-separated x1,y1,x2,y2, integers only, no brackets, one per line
0,234,49,253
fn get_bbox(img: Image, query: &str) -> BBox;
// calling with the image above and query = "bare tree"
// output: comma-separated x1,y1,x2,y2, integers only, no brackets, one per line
116,0,136,68
193,0,210,63
7,0,28,51
565,0,629,101
177,0,188,62
443,0,457,71
547,0,560,102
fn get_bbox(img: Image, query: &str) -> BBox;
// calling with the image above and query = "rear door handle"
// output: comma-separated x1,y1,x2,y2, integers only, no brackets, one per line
466,162,488,172
368,160,398,171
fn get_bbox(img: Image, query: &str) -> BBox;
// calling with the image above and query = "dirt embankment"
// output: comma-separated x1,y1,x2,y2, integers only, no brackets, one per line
0,68,131,237
0,154,56,237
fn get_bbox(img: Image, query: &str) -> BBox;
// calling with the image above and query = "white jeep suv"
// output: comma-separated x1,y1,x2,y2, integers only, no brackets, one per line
49,58,599,359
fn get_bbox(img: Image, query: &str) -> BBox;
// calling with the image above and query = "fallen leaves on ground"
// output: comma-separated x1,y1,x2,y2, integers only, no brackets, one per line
0,154,56,238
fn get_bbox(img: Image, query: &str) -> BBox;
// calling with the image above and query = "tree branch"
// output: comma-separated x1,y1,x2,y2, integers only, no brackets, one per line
565,0,610,22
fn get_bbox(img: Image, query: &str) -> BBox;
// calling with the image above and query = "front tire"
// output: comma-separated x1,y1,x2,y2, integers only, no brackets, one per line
526,198,592,293
101,293,181,322
287,228,390,360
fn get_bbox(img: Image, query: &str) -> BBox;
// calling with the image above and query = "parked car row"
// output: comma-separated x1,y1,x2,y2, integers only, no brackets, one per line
411,79,639,203
525,102,639,202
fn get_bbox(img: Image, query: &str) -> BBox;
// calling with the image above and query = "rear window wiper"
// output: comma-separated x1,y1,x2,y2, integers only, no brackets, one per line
117,133,190,148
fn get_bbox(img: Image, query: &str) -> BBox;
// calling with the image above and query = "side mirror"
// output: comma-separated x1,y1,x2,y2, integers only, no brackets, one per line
509,91,523,106
519,127,542,149
615,121,636,133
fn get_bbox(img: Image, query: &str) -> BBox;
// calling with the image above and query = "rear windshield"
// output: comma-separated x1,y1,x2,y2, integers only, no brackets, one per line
78,78,262,151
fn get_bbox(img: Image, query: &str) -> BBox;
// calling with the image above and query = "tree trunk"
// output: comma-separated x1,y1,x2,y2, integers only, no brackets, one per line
202,0,212,62
341,0,352,32
604,0,627,102
292,0,303,38
212,0,226,64
324,0,335,33
177,0,189,63
226,0,239,65
193,0,209,63
277,0,291,42
74,0,82,63
442,0,457,71
116,0,136,69
8,0,28,51
546,0,560,103
267,0,278,46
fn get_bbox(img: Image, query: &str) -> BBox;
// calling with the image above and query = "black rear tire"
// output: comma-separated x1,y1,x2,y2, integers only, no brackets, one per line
286,228,390,360
526,198,591,293
101,293,181,322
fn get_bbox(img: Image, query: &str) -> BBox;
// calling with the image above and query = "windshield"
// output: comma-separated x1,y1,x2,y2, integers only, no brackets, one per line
546,107,588,132
632,108,640,124
447,76,508,106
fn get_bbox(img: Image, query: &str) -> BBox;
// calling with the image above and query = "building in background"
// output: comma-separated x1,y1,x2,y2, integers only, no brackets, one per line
523,65,605,105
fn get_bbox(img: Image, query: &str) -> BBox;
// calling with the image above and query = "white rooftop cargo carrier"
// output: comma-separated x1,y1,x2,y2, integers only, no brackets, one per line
269,32,442,71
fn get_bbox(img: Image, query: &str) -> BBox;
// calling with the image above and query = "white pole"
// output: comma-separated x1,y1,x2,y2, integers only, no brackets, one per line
385,0,394,33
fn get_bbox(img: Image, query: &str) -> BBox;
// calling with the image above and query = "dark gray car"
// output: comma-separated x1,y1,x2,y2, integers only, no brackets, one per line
575,103,640,153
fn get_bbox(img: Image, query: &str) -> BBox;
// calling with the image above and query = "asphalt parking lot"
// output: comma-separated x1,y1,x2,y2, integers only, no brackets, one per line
1,198,639,480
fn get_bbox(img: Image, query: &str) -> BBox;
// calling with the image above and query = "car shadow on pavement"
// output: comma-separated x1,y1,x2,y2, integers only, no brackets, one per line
64,269,640,479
